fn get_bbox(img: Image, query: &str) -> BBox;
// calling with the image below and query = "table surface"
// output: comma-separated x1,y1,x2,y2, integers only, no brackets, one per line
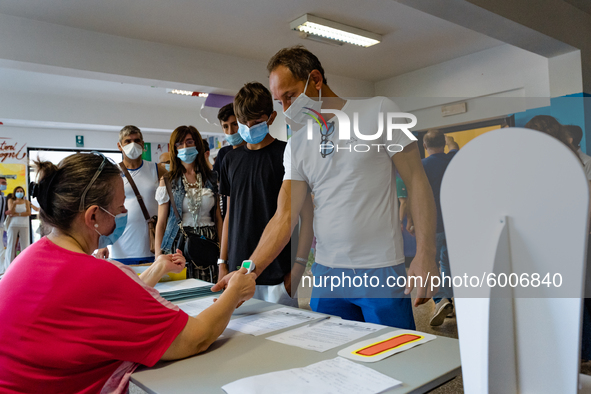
131,298,461,394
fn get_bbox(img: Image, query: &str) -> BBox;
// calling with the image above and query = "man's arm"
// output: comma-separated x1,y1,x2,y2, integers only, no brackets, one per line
393,142,439,306
218,197,231,284
212,180,309,291
445,135,460,151
285,191,314,296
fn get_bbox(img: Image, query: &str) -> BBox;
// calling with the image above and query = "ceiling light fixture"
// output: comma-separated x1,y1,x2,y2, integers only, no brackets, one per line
290,14,381,48
167,89,209,98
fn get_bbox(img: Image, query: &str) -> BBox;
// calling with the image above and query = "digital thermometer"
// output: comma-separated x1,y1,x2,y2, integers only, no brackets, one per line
241,260,256,274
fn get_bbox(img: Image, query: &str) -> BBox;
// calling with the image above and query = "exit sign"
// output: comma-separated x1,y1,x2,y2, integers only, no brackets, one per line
76,135,84,147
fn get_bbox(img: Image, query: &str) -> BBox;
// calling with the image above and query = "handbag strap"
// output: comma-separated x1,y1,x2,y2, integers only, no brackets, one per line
164,176,183,224
119,162,150,222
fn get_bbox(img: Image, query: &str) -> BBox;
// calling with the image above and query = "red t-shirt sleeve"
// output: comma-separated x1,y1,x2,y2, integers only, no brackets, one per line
81,263,189,367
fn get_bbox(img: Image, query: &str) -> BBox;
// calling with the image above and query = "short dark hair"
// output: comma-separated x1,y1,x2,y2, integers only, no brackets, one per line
217,103,235,123
234,82,274,124
525,115,578,155
563,125,583,147
202,139,210,152
423,129,445,149
267,45,327,85
0,177,6,181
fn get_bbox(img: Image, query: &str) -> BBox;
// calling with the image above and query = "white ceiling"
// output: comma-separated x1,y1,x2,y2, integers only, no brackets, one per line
0,0,504,82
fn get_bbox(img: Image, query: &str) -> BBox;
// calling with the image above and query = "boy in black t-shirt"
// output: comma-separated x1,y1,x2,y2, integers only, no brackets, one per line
218,82,313,306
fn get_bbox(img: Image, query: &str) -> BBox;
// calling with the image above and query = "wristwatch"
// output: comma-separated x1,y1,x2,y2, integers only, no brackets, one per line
217,258,227,265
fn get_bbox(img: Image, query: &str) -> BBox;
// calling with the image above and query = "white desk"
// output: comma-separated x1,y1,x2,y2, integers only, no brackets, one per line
131,299,460,394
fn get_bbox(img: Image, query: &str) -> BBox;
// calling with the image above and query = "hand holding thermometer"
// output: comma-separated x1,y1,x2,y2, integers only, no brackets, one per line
241,260,256,274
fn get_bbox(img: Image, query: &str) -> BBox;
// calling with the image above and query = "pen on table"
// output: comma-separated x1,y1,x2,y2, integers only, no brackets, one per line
308,316,331,327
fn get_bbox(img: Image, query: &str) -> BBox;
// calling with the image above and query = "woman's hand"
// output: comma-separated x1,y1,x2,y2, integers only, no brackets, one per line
226,267,256,304
154,249,185,274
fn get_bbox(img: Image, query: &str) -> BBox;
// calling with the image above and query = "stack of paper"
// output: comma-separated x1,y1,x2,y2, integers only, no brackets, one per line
221,357,402,394
225,307,324,336
154,278,219,302
177,296,217,316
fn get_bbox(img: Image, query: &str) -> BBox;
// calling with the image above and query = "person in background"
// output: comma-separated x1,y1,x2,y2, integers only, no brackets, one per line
213,103,247,219
218,82,314,306
563,125,591,179
155,126,223,282
159,152,171,171
4,186,31,270
420,131,460,326
0,177,8,274
95,125,167,265
0,153,255,393
203,139,213,170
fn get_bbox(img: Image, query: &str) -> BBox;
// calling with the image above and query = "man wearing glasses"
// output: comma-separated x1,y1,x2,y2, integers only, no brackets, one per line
214,46,439,329
96,126,167,265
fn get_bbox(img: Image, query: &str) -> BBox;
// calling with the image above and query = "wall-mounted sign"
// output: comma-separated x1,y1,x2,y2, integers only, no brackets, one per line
76,135,84,147
0,140,27,162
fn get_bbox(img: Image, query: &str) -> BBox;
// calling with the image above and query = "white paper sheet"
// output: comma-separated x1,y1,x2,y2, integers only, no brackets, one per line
221,357,402,394
338,330,437,362
176,296,217,316
265,319,384,352
225,307,323,336
154,278,211,293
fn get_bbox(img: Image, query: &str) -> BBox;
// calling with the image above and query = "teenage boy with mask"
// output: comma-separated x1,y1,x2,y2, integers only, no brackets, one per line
218,83,313,305
214,46,438,329
95,125,167,264
214,104,247,219
0,177,7,274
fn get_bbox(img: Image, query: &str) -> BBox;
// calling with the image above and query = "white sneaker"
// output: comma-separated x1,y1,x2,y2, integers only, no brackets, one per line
430,299,453,326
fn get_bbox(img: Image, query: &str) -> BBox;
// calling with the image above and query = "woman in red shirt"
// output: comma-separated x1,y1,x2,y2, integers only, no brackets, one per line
0,152,255,393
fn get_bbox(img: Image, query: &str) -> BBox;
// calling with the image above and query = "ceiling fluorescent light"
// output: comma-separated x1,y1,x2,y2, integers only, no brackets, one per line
167,89,208,98
290,14,381,47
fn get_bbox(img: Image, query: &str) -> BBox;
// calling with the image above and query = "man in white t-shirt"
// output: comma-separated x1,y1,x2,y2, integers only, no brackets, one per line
95,126,167,264
213,46,439,328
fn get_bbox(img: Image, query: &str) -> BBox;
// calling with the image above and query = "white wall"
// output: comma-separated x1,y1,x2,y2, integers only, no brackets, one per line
373,44,577,129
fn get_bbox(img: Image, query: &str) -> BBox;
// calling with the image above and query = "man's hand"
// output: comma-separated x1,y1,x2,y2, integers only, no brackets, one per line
217,264,229,285
405,255,440,307
94,247,109,259
445,135,460,150
211,270,237,292
406,218,415,236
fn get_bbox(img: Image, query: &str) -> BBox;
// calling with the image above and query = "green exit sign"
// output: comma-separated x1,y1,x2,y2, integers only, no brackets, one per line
76,135,84,147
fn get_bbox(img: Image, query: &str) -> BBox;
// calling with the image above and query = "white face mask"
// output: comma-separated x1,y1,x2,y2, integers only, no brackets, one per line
283,73,322,127
122,142,143,160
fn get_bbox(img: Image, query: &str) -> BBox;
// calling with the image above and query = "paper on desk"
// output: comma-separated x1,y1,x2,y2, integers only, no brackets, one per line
154,278,211,293
225,307,322,336
177,296,217,316
221,356,402,394
265,319,384,352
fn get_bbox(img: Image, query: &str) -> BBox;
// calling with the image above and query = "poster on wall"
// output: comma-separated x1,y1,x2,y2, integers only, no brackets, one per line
142,142,152,162
0,163,27,197
152,143,169,163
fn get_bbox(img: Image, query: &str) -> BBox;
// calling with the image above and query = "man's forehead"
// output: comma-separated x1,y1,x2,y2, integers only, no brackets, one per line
124,133,142,141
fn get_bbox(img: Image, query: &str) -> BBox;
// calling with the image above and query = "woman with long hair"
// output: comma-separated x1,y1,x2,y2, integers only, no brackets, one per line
4,186,31,270
155,126,223,282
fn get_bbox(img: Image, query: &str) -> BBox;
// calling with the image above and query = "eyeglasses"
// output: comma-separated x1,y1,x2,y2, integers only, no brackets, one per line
320,122,336,158
78,152,115,212
175,139,195,149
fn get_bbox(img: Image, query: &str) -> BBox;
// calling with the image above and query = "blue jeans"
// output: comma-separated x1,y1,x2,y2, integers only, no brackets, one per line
309,263,416,329
434,232,454,303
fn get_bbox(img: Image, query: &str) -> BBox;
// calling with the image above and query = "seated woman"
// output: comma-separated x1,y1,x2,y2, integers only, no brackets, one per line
155,126,223,283
0,152,255,393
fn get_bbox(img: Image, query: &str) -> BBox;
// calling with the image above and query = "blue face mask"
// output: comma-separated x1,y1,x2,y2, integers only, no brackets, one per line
0,185,6,191
95,207,128,249
164,163,170,171
225,132,244,146
238,119,270,145
15,192,24,199
177,147,198,164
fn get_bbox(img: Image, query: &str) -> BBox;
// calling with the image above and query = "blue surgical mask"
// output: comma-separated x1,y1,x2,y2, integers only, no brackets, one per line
177,147,198,164
225,132,244,146
95,207,128,249
238,119,270,145
0,185,6,191
164,163,170,171
15,192,24,199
